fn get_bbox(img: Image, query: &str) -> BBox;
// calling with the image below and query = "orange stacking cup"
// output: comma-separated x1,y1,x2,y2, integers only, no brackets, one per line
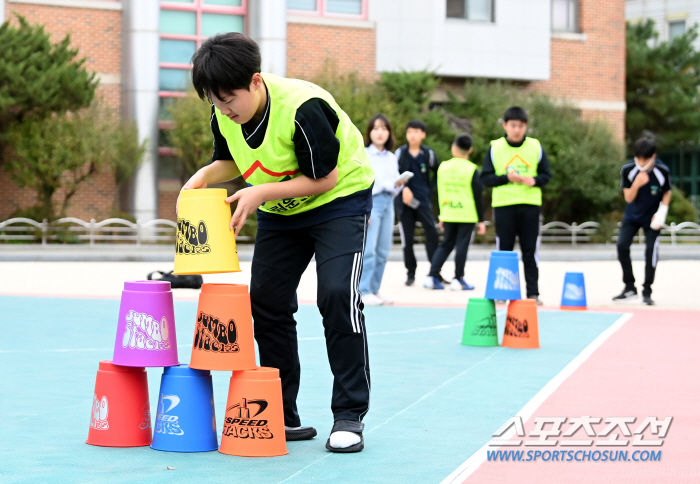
502,299,540,349
189,284,257,371
86,360,152,447
219,367,288,457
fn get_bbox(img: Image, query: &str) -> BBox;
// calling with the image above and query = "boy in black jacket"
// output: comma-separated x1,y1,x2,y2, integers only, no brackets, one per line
395,120,440,286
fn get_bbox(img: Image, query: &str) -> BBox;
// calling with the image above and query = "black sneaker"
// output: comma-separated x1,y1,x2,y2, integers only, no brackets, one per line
405,275,415,286
642,296,655,306
285,426,317,441
613,289,638,302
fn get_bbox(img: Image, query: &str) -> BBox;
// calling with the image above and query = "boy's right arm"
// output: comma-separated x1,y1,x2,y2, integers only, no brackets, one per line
480,147,510,187
177,160,241,213
184,160,241,189
622,170,648,204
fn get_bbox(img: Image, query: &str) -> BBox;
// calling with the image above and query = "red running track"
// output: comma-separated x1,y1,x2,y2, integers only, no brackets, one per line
462,308,700,483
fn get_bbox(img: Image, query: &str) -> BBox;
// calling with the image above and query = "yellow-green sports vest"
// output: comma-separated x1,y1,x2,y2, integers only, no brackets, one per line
437,157,478,223
215,73,374,216
490,137,542,207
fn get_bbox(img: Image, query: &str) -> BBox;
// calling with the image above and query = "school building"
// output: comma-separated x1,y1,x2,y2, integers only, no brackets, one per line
0,0,625,222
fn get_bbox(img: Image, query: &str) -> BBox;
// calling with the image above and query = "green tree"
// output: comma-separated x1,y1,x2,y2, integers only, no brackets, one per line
165,91,216,183
0,15,97,165
626,20,700,150
314,69,454,161
5,103,144,220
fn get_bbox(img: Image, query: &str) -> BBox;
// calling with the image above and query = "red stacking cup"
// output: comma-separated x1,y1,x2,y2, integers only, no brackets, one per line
86,360,152,447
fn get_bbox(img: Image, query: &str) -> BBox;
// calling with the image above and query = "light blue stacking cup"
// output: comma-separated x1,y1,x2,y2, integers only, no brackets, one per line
560,272,587,310
484,251,522,301
151,364,218,452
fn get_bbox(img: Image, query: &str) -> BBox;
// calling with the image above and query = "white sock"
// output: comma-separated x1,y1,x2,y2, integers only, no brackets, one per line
329,431,361,448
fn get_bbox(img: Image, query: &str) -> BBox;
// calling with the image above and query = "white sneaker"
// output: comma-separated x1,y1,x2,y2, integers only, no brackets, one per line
450,279,462,291
423,276,435,289
361,294,383,306
376,292,393,305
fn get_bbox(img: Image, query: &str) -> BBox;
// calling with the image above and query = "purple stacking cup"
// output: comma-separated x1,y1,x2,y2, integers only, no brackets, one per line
112,281,179,367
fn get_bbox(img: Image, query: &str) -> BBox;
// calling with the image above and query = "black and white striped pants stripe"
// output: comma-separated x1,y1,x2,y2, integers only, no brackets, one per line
250,214,371,426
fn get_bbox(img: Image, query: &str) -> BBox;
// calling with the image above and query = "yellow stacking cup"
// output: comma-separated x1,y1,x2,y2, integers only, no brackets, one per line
174,188,241,275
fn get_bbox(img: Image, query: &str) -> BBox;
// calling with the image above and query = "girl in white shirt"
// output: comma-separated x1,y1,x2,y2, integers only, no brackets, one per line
360,114,406,306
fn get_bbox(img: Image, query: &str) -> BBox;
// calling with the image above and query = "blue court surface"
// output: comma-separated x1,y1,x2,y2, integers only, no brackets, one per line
0,296,623,484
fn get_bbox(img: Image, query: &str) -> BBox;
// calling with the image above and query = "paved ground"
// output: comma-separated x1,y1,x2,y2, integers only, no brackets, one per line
1,255,698,483
0,257,698,310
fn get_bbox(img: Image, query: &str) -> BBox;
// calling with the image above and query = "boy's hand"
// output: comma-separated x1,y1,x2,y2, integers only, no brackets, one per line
507,171,524,184
521,176,536,187
477,222,486,235
226,185,267,237
176,171,208,214
402,186,414,205
439,221,444,231
632,171,650,188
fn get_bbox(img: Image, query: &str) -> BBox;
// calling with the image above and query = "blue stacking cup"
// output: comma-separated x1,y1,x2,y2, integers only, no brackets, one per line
484,251,522,301
560,272,587,310
151,364,218,452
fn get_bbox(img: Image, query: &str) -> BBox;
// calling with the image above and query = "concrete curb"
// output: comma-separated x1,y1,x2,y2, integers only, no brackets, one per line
2,244,700,262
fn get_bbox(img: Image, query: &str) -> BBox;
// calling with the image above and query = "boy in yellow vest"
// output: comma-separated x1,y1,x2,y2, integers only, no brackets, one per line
180,33,374,453
480,107,552,304
424,134,486,290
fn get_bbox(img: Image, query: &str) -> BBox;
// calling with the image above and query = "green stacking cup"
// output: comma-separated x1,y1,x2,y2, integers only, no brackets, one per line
461,298,498,346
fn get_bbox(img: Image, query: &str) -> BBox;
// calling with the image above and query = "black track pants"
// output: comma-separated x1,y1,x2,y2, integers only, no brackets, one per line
250,215,371,426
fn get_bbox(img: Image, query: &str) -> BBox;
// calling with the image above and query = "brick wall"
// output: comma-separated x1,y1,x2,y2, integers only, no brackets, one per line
530,0,626,141
1,3,122,221
158,181,180,222
286,22,376,81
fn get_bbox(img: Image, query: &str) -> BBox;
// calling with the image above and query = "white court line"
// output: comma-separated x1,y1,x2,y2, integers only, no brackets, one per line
0,311,508,353
297,309,507,341
277,337,507,484
440,312,634,484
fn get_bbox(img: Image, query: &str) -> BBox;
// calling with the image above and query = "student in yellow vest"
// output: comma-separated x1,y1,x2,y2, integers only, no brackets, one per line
181,33,374,453
481,107,552,305
424,134,486,290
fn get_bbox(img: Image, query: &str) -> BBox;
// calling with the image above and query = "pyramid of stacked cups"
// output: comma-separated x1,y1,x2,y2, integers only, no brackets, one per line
460,251,540,349
86,188,288,457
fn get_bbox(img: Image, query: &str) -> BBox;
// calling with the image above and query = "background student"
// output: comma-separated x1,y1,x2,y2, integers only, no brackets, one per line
481,107,551,305
360,114,407,306
424,133,486,290
395,120,440,286
614,137,672,306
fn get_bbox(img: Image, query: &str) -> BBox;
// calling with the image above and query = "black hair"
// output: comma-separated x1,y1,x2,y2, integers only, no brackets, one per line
365,113,396,151
633,137,656,159
503,106,529,123
453,133,473,152
406,119,427,133
191,32,262,102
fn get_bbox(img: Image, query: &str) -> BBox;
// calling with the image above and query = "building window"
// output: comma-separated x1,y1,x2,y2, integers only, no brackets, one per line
159,0,247,169
446,0,494,22
287,0,367,18
159,0,246,95
669,20,686,41
552,0,578,32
